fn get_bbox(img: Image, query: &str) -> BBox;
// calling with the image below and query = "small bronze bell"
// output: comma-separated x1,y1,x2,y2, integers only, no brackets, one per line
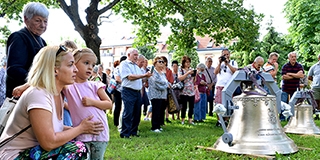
284,103,320,134
213,87,298,155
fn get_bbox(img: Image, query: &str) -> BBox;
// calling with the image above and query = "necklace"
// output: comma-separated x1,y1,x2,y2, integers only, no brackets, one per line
27,29,43,48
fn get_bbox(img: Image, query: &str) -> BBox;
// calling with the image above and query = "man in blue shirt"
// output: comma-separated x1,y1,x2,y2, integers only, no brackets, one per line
119,48,152,138
308,54,320,120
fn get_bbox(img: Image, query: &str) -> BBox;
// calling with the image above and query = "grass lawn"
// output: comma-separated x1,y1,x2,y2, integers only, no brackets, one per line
104,113,320,159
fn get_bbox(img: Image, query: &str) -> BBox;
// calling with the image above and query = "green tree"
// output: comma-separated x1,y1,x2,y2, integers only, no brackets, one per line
136,45,156,60
0,25,11,46
114,0,263,68
232,20,295,85
1,0,262,65
284,0,320,70
260,24,294,84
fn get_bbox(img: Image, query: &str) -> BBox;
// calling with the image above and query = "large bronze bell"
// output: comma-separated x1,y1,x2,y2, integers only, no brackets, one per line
284,103,320,134
213,89,298,155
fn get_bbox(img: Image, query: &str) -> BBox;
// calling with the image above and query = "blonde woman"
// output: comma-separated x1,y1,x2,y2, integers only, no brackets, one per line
0,46,103,159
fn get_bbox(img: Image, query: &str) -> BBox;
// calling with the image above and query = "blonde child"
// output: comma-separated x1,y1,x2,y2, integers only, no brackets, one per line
62,48,112,159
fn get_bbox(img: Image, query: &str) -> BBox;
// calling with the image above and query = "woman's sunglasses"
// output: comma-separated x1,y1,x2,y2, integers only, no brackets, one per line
56,45,67,56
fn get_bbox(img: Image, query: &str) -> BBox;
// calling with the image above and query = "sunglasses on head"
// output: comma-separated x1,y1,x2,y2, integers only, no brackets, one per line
56,45,67,56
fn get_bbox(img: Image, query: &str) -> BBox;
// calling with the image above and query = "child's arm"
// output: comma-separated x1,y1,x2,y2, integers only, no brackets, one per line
64,101,70,110
62,100,73,130
81,87,112,110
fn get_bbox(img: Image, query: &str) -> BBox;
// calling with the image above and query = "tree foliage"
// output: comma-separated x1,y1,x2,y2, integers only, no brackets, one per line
115,0,263,68
0,25,11,46
1,0,262,66
260,25,295,84
284,0,320,70
231,20,294,85
136,45,156,60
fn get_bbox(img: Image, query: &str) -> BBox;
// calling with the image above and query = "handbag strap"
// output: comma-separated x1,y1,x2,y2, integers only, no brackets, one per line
0,125,31,148
205,68,213,83
180,68,185,84
174,73,178,83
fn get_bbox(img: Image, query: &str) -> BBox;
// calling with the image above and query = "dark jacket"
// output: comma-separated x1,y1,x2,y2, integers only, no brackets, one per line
6,27,46,97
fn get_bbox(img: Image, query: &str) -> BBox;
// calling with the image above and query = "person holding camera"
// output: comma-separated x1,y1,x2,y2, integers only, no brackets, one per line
178,56,196,125
214,49,238,126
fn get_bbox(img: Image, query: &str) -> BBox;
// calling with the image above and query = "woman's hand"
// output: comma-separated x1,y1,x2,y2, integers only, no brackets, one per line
79,115,104,135
200,80,207,85
187,70,193,75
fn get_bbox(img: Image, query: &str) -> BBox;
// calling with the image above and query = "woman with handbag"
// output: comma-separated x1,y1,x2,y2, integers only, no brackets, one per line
178,56,196,125
171,60,182,120
0,46,104,159
160,56,174,125
148,57,170,132
193,63,208,123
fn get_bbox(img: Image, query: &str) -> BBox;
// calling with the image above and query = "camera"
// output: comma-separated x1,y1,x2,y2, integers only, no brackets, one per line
220,55,226,62
191,69,197,77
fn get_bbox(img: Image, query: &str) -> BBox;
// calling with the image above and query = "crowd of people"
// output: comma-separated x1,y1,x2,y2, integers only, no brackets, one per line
1,2,320,159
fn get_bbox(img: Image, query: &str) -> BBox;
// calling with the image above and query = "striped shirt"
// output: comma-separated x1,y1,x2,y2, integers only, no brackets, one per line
281,62,304,95
263,62,275,72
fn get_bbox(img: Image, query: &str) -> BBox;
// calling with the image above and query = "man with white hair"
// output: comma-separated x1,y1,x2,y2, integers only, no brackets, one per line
136,54,150,122
245,56,265,88
247,56,264,72
280,52,304,121
203,57,217,117
119,48,152,138
308,54,320,119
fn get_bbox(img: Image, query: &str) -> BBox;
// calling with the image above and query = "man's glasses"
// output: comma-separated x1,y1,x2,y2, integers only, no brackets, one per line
56,45,67,56
158,60,164,64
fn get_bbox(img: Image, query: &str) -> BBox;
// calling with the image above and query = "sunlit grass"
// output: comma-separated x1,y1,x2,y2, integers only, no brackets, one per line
104,113,320,159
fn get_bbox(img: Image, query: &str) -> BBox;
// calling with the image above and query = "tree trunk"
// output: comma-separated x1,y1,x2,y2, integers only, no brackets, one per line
81,26,102,64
